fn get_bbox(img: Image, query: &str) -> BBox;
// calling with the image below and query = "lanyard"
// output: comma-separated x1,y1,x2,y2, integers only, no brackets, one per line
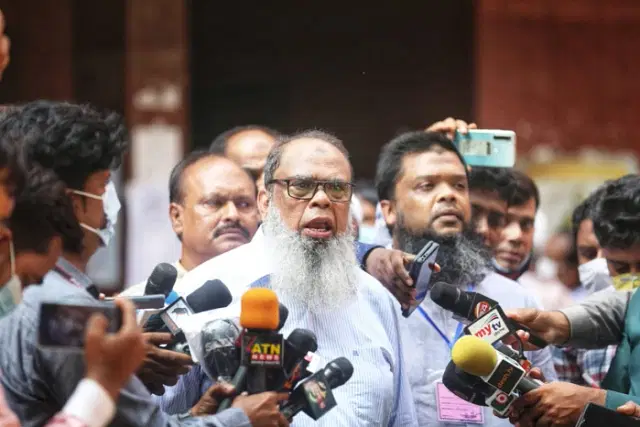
417,284,473,350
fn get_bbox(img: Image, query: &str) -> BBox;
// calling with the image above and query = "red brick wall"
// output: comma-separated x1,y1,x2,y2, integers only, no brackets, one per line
475,0,640,156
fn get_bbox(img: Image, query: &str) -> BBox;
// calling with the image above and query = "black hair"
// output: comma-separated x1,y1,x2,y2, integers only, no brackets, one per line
209,125,282,154
354,179,378,206
0,106,28,197
7,166,83,255
263,130,351,189
508,169,540,211
375,131,467,201
0,101,128,190
468,167,514,203
571,184,607,237
168,150,256,204
592,174,640,250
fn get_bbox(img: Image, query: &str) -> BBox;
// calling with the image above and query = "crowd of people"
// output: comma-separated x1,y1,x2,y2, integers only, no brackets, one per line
1,12,640,427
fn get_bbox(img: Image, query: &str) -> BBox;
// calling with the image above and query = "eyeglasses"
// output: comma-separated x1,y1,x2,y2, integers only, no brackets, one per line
268,178,354,203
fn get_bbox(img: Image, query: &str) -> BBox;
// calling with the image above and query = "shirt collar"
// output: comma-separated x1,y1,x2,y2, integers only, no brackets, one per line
54,257,93,289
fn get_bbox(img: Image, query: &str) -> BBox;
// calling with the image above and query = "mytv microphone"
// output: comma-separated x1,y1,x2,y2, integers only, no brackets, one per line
280,357,354,421
451,335,541,396
199,318,242,383
161,279,233,354
431,283,548,348
217,288,283,412
442,360,518,416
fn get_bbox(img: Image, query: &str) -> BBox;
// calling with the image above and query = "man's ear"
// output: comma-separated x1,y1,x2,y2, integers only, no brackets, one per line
169,203,184,237
379,199,396,229
66,190,86,222
257,188,270,219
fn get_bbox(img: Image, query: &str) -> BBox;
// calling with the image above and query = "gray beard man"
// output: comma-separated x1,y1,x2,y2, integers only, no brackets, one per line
262,202,359,313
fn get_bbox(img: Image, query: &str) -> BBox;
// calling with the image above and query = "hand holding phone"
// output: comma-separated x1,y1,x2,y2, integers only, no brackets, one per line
454,129,516,168
84,298,147,399
402,241,440,317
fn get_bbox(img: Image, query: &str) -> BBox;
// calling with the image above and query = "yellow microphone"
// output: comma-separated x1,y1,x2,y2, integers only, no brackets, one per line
451,335,539,395
240,288,280,330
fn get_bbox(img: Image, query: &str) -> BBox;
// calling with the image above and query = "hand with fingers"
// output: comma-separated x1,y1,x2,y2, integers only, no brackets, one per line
617,401,640,418
84,298,147,400
503,308,571,351
135,332,194,395
426,117,477,140
365,247,440,309
190,383,237,416
232,392,290,427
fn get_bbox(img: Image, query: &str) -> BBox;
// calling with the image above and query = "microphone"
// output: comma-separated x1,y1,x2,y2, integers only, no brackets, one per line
274,329,318,392
160,280,233,354
144,263,178,297
199,318,242,383
451,335,540,396
217,288,284,412
431,283,548,348
442,360,517,416
280,357,354,421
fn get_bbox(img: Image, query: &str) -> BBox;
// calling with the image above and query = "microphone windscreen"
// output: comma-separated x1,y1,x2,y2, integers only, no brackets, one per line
430,283,464,312
240,288,279,330
277,303,289,330
325,357,354,388
186,280,233,313
287,329,318,353
451,335,498,377
144,263,178,297
442,361,489,406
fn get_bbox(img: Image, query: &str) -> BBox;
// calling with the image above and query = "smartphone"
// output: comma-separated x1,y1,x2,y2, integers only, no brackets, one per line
105,294,165,310
454,129,516,168
403,241,440,317
38,302,122,350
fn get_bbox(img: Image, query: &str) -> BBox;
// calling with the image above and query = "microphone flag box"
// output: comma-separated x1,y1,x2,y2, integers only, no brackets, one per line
160,297,194,335
241,331,284,368
482,356,525,395
485,389,516,416
464,306,513,344
299,371,338,420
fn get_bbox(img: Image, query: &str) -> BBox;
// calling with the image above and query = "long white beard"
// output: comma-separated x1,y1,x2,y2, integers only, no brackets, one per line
262,203,359,313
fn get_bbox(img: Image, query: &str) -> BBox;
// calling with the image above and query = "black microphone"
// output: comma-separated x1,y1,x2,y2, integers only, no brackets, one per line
144,263,178,297
199,318,242,383
280,357,354,421
269,328,318,392
430,283,548,348
442,360,517,416
161,280,233,354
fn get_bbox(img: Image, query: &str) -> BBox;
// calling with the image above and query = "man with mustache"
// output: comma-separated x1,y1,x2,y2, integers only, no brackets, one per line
124,151,261,295
168,130,418,426
375,129,556,426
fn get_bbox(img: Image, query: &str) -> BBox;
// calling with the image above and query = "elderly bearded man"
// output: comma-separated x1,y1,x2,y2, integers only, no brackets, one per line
170,130,418,427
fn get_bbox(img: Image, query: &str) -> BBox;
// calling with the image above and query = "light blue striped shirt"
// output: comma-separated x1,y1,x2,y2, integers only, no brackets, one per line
401,271,558,427
156,229,418,427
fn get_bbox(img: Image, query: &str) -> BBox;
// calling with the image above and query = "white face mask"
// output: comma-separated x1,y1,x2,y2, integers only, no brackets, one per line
71,181,121,246
536,257,559,281
578,257,614,294
0,240,23,317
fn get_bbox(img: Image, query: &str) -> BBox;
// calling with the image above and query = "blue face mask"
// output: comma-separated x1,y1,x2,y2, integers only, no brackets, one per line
71,181,121,246
0,241,22,317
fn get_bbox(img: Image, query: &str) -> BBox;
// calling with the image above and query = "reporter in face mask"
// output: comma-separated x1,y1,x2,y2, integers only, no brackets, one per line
0,138,146,427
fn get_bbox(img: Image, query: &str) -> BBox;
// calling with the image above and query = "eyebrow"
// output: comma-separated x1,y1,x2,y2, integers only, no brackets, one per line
412,173,468,181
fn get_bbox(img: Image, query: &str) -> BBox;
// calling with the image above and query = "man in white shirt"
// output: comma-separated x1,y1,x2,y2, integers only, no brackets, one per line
374,128,557,426
175,130,418,426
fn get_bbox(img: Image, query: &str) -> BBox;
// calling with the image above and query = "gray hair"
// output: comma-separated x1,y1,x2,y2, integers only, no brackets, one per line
263,130,352,191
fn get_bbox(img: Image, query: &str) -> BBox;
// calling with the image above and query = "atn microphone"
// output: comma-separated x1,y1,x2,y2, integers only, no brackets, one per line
280,357,354,421
431,283,548,348
451,335,540,396
161,280,233,354
199,318,242,383
217,288,284,412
